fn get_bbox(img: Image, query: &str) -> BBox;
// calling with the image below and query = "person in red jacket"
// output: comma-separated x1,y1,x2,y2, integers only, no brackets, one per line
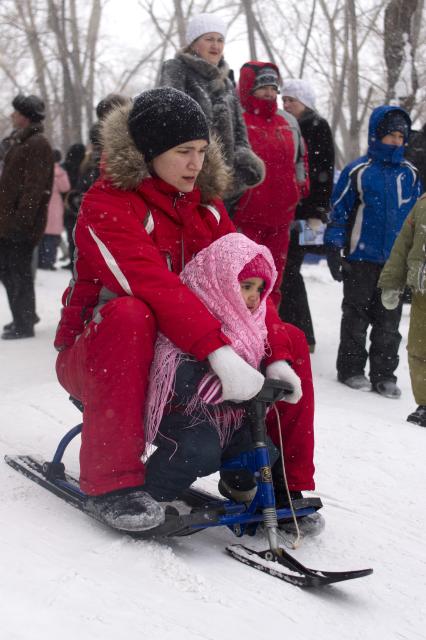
233,62,309,307
54,88,315,532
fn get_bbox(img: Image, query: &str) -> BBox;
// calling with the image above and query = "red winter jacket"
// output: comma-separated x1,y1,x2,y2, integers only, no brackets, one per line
233,62,305,229
54,104,293,365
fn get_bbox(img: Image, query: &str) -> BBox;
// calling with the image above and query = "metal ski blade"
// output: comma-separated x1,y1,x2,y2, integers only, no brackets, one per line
226,544,373,588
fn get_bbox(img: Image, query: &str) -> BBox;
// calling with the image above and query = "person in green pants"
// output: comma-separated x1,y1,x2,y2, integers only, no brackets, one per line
379,196,426,426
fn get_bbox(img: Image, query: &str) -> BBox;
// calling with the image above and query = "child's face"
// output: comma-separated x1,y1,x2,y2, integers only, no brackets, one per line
381,131,404,147
240,277,265,312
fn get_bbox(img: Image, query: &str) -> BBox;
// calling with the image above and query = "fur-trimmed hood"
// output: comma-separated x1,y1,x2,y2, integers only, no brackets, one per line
100,101,232,202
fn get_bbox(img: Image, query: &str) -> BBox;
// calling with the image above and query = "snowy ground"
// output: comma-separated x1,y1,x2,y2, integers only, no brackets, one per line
1,262,425,640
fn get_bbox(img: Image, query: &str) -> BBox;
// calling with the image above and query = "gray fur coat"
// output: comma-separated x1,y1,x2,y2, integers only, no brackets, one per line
159,52,264,204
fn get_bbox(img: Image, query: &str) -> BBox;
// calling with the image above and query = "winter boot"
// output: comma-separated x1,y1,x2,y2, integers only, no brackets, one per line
372,380,401,399
272,461,324,535
88,486,165,532
406,405,426,427
272,461,303,508
218,468,257,503
340,374,372,391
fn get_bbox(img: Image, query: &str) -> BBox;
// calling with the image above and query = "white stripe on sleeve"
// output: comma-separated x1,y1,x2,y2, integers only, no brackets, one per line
88,226,134,296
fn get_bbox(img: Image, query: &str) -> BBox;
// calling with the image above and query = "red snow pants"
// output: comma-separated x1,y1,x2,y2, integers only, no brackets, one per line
237,223,292,308
56,297,315,495
266,323,315,491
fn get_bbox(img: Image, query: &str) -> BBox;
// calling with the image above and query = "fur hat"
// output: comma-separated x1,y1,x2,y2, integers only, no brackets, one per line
376,110,410,142
128,88,210,162
185,12,227,45
281,78,316,110
252,67,280,93
12,94,45,122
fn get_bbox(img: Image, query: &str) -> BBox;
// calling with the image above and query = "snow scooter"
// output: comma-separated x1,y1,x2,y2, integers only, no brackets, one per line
5,379,373,588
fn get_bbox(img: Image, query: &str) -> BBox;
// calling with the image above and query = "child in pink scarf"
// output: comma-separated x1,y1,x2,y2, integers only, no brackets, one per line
143,233,284,502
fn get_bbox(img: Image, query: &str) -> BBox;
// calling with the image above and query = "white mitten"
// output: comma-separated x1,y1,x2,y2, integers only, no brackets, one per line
381,289,401,310
207,346,264,402
265,360,303,404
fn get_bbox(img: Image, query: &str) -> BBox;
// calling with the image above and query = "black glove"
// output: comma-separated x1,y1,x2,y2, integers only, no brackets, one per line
326,247,346,282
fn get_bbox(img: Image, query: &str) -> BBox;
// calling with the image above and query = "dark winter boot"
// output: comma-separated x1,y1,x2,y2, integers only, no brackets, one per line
406,405,426,427
272,461,303,508
218,468,257,503
88,486,165,532
340,374,371,391
2,327,35,340
372,380,401,399
272,461,325,535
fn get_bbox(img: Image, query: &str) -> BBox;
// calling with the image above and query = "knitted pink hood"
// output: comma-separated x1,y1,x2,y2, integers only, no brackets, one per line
144,233,277,448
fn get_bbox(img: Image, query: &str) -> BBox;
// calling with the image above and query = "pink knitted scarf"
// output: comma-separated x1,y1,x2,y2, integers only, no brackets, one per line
144,233,277,450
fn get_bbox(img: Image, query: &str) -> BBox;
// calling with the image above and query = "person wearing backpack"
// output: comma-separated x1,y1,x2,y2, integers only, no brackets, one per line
324,105,422,398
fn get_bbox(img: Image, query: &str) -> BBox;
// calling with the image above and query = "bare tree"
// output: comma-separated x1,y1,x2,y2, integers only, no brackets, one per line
0,0,103,148
384,0,424,112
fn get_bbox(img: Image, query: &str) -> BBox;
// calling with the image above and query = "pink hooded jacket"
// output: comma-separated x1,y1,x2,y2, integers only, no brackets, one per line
144,233,277,447
44,162,70,235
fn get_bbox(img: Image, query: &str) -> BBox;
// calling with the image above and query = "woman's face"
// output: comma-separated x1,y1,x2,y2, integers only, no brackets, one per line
282,96,306,120
192,32,225,66
151,139,208,192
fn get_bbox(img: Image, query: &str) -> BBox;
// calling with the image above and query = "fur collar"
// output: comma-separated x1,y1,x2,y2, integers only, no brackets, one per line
15,123,45,144
177,52,231,88
101,102,232,202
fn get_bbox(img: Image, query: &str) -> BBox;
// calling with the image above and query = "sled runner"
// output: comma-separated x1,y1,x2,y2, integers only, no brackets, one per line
5,379,373,588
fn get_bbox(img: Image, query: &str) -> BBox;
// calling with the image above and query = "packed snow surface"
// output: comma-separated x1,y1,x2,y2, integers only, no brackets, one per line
1,262,425,639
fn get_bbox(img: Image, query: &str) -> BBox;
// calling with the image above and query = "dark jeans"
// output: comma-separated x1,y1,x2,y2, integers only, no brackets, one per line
279,231,316,346
337,261,403,384
144,413,279,501
38,234,60,269
63,210,77,265
0,239,37,333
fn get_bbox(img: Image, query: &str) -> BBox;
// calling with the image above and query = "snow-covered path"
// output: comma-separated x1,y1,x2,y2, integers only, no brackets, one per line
1,264,425,640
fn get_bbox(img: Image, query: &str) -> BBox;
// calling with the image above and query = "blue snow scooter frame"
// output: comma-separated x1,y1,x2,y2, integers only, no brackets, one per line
5,379,373,587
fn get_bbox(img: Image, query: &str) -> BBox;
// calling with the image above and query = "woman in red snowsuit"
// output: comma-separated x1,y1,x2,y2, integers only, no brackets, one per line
54,88,315,532
233,62,309,306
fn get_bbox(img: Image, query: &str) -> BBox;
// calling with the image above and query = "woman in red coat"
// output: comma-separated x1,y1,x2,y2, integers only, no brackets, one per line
54,88,315,532
233,62,309,306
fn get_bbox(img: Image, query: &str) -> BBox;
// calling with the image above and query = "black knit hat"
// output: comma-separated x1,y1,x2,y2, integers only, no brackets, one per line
128,88,210,162
376,110,410,142
12,94,45,122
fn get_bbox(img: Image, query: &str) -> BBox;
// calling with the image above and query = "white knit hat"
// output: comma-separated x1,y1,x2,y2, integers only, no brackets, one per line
281,79,316,110
185,13,227,46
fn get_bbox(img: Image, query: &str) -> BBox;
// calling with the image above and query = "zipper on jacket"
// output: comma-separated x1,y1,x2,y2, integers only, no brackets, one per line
172,191,186,271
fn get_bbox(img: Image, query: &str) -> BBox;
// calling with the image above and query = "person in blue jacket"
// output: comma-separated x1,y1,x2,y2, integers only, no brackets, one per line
324,105,422,398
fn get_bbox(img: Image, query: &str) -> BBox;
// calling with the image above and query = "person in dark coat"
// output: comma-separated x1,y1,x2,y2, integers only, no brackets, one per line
61,142,86,269
405,123,426,191
279,79,335,352
159,12,264,210
0,94,53,339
